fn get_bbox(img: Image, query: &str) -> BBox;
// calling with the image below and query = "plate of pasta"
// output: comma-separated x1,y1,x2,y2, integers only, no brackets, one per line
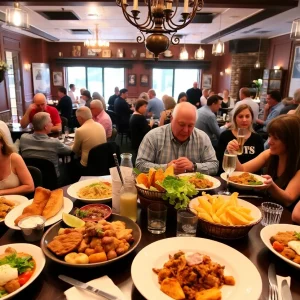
67,176,112,202
178,172,221,191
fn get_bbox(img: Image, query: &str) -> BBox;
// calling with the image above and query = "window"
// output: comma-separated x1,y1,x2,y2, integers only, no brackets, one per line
66,67,124,103
152,68,200,100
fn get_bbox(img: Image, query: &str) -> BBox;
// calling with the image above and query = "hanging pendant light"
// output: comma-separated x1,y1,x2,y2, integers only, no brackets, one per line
212,13,225,56
179,46,189,60
254,38,261,69
5,2,29,29
290,18,300,40
195,34,205,60
84,24,109,52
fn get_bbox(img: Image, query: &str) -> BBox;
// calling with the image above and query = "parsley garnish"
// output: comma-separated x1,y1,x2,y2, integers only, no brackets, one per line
0,253,34,274
294,231,300,240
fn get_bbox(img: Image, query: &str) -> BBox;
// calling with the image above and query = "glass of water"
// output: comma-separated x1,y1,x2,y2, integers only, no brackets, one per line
261,202,283,226
64,126,69,138
147,203,167,234
219,150,237,195
176,208,198,237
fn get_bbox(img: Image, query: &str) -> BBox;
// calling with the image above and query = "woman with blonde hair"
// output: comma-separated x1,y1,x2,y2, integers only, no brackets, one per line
287,88,300,116
159,96,176,126
0,130,34,195
227,114,300,207
139,92,149,102
217,104,264,173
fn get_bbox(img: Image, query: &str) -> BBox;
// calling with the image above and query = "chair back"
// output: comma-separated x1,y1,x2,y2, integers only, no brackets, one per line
85,142,120,176
108,127,118,142
26,166,43,198
61,116,68,132
106,110,118,125
23,157,58,190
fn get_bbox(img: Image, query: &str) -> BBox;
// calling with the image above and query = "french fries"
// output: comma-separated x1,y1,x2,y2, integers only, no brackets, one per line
136,166,174,191
193,192,254,226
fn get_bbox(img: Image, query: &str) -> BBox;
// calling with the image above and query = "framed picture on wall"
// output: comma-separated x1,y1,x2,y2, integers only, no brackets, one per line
140,74,149,87
289,44,300,97
263,80,268,89
32,63,50,95
102,49,112,58
128,74,136,86
270,69,283,79
269,80,281,90
263,69,269,80
53,72,63,86
202,74,212,89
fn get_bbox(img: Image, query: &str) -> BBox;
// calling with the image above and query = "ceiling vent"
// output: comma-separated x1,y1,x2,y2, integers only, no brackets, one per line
256,30,271,34
36,10,79,20
242,28,260,34
190,13,215,24
69,29,92,35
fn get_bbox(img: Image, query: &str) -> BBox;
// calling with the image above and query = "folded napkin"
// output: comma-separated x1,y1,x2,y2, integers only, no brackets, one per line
64,275,125,300
277,275,291,300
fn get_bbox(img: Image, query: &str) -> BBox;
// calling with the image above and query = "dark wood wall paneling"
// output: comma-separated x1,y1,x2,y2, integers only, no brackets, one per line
267,34,293,97
47,42,221,99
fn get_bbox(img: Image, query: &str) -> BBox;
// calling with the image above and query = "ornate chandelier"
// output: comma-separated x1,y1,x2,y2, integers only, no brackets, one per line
84,24,109,52
116,0,204,60
5,2,29,29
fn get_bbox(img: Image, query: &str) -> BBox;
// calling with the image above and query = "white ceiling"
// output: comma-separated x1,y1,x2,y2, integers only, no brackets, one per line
0,2,299,44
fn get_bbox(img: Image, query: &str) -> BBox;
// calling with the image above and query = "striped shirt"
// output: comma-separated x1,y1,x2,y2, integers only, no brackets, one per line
135,124,218,175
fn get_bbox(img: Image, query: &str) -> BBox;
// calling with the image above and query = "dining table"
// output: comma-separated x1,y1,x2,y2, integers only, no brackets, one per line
8,123,33,141
0,178,299,300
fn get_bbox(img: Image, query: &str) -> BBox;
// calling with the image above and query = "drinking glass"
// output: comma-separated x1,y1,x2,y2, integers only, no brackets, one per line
64,126,69,138
261,202,283,226
219,150,237,195
176,208,198,237
236,128,247,155
147,203,167,234
120,153,133,168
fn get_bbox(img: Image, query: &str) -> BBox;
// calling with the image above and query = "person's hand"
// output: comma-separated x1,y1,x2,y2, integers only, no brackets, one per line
224,122,231,129
149,119,154,128
227,139,239,153
173,157,193,174
258,174,274,190
196,102,200,107
27,103,36,112
264,103,270,112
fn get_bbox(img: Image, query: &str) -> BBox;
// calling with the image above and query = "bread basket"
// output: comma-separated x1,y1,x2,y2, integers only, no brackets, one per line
135,184,165,201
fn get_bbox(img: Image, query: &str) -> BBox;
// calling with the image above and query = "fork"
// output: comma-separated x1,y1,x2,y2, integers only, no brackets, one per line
269,282,279,300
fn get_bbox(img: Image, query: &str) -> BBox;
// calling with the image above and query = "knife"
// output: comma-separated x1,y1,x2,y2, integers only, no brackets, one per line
281,279,293,300
59,275,119,300
237,195,263,199
268,264,279,296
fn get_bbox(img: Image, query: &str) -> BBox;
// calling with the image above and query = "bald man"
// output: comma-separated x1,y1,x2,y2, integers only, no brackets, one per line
20,93,62,132
136,102,218,175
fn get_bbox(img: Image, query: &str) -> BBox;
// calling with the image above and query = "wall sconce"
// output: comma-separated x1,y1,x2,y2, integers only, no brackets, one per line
273,65,281,70
24,63,31,71
225,68,231,75
220,71,224,76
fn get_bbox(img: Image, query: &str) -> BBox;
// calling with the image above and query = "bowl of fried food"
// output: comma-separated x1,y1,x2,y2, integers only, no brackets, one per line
189,192,262,239
41,214,141,268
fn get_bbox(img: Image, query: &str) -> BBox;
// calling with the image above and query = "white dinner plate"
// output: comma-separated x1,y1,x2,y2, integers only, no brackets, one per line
67,176,112,203
131,237,262,300
189,195,262,224
0,195,28,223
68,133,75,138
178,173,221,191
4,197,73,230
260,224,300,269
0,243,45,300
220,171,267,190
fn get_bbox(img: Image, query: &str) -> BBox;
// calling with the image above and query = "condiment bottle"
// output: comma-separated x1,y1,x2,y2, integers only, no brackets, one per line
120,177,137,222
120,153,133,168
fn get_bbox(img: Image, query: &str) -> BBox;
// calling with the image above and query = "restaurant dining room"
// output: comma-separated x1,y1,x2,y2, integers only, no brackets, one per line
1,0,300,299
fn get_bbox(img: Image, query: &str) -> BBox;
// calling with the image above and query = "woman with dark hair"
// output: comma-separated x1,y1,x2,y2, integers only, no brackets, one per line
177,92,188,103
227,114,300,207
130,99,154,152
217,104,264,173
81,90,92,108
220,89,230,114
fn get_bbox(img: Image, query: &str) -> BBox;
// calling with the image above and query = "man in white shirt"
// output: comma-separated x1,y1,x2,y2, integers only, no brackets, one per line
68,84,78,104
231,88,259,122
200,89,209,106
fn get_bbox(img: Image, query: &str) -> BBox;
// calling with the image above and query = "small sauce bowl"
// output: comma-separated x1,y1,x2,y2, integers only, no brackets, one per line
18,215,46,242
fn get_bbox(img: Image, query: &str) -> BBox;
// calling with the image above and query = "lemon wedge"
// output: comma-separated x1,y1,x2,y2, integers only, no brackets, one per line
62,213,85,228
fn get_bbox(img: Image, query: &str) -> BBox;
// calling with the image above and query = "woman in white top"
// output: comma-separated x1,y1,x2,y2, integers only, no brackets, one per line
0,130,34,196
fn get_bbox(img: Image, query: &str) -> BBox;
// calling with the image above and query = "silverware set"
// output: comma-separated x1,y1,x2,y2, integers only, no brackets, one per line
268,263,293,300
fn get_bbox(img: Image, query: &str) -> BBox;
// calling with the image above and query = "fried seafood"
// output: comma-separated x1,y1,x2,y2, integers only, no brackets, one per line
228,172,263,185
153,251,234,300
0,197,17,220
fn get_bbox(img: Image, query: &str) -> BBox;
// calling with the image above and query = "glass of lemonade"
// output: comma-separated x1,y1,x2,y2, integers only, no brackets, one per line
236,128,247,155
219,150,237,195
120,178,137,222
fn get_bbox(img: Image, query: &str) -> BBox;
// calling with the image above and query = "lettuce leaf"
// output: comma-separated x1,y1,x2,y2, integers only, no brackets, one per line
161,176,198,209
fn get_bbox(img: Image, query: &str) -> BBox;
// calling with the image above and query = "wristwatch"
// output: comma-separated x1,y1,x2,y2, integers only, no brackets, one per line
192,162,197,172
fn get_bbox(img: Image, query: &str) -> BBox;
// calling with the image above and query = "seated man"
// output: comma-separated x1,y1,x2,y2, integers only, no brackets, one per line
195,95,230,148
136,102,218,175
20,93,62,132
72,106,106,167
20,112,72,182
90,100,112,138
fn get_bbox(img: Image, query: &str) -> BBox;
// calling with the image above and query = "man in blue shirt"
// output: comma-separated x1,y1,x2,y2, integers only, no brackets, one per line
256,91,284,132
195,95,230,148
146,89,164,119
